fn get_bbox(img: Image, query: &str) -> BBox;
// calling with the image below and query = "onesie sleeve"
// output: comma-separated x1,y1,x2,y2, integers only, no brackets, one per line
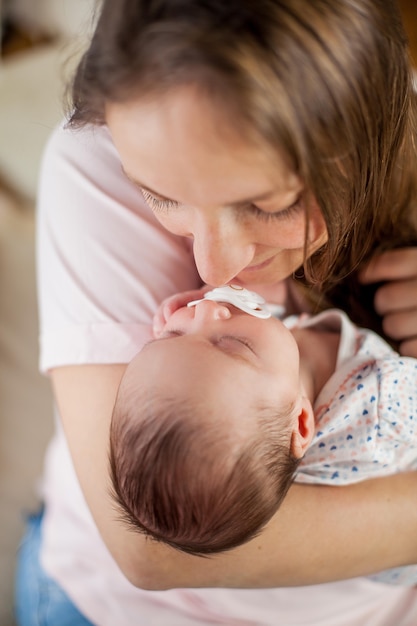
37,123,200,372
297,355,417,485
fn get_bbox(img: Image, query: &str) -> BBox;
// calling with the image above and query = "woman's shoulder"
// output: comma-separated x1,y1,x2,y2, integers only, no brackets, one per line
38,120,148,223
43,121,119,172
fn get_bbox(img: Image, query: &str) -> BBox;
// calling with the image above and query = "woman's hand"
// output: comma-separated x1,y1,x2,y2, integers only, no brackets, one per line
152,286,210,337
360,248,417,357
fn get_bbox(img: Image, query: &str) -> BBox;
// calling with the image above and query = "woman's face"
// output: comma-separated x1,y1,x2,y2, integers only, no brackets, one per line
106,86,328,287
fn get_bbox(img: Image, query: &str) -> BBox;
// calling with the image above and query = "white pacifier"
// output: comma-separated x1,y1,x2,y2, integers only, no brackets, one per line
187,285,276,319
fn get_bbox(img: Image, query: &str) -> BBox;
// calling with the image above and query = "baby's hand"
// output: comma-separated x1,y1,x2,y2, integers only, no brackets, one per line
360,248,417,357
153,287,211,338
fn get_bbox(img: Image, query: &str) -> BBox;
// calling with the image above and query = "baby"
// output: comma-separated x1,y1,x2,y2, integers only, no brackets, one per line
109,286,417,581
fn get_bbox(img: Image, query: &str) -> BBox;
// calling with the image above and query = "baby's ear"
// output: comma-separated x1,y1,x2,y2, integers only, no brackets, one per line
290,398,315,459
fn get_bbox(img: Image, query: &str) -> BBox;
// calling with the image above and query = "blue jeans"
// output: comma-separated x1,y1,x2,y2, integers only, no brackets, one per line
15,510,94,626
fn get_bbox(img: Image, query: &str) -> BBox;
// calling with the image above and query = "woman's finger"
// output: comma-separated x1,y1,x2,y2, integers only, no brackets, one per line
360,248,417,283
374,279,417,315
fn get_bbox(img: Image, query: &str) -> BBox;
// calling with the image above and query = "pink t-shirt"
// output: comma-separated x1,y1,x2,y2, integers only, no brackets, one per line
37,122,417,626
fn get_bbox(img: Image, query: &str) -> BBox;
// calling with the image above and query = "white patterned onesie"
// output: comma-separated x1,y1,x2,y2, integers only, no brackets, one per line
286,310,417,585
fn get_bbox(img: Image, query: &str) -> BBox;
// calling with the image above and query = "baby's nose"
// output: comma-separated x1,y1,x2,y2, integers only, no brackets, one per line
192,299,231,324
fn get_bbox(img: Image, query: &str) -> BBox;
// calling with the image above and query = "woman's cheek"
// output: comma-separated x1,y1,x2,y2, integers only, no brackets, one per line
151,211,189,237
255,216,307,250
307,202,328,244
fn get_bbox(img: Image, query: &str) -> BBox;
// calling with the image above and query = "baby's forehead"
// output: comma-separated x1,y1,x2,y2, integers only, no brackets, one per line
125,336,243,396
127,335,297,414
132,335,230,382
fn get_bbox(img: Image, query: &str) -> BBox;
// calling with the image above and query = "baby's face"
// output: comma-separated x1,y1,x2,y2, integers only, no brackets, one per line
136,299,303,425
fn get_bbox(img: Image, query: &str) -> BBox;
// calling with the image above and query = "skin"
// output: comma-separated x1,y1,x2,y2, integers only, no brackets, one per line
126,298,319,459
106,87,328,288
50,86,417,590
360,249,417,356
107,86,417,356
53,362,417,590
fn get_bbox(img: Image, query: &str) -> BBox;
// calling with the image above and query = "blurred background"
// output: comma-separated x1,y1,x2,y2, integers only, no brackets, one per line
0,2,94,624
0,1,416,625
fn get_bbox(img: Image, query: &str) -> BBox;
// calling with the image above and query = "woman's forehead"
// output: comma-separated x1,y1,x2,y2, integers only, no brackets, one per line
107,87,302,206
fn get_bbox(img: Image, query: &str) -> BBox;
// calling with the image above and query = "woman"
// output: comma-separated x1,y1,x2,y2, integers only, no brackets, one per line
16,0,417,624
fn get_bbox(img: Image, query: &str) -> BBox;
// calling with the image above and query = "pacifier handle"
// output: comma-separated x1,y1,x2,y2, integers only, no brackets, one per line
187,284,273,319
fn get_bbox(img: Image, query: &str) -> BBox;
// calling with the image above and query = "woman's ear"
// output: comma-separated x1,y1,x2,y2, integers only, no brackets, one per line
290,398,315,459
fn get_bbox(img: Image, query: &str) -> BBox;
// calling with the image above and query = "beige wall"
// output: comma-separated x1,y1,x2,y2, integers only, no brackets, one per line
8,0,96,38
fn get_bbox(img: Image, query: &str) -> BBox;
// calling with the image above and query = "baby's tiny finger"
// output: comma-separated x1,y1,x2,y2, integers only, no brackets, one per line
152,311,167,338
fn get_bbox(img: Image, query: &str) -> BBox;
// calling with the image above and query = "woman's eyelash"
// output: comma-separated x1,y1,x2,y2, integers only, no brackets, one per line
141,189,179,211
142,187,303,221
249,196,303,222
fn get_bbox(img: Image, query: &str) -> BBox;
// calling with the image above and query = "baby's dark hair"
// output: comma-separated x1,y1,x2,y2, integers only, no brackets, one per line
109,386,300,556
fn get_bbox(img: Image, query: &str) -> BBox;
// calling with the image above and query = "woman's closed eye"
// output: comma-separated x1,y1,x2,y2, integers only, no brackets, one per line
141,189,180,211
141,187,304,222
248,195,303,222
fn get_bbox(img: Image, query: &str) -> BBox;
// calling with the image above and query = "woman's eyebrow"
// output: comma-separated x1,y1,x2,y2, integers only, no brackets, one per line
121,165,298,207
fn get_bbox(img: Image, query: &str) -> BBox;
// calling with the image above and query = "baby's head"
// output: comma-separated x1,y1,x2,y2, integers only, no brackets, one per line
109,296,314,555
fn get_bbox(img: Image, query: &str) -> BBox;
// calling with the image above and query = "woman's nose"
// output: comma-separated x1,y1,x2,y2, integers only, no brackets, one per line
192,226,255,286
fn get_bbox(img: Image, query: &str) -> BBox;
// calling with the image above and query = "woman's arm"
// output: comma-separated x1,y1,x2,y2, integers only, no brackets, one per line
51,363,417,590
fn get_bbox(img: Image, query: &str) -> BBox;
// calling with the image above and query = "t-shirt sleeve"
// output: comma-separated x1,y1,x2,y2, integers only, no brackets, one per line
37,123,200,372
